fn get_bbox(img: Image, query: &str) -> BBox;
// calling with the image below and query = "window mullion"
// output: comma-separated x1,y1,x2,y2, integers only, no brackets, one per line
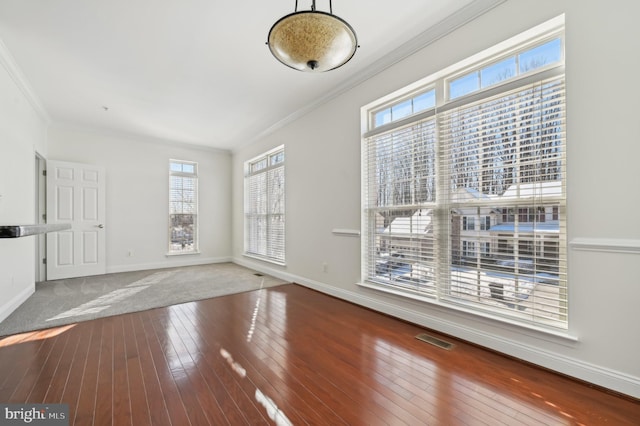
435,112,449,302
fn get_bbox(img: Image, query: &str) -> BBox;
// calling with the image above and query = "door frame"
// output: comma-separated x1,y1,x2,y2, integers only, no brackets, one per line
35,152,46,282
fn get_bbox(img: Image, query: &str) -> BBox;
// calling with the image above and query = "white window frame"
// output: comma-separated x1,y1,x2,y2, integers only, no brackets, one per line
480,241,491,255
360,16,567,333
244,146,286,265
480,216,491,231
371,87,437,129
168,159,198,255
462,240,476,258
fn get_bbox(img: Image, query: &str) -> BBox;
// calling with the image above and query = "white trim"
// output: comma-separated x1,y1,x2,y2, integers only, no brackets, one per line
332,229,360,237
0,284,35,323
570,238,640,255
232,256,640,399
166,251,201,256
242,253,286,267
0,38,50,123
106,257,232,274
233,0,506,154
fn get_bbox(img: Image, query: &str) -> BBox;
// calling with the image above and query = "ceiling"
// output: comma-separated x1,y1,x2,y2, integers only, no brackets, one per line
0,0,499,151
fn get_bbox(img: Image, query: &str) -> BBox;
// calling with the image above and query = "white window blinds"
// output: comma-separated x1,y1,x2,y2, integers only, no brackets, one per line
440,76,567,328
244,147,285,264
363,33,567,330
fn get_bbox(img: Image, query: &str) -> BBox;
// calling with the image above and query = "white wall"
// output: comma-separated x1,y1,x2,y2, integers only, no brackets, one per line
232,0,640,398
48,126,232,273
0,42,48,322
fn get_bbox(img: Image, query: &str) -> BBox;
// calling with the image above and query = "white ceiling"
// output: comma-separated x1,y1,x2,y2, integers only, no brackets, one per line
0,0,500,151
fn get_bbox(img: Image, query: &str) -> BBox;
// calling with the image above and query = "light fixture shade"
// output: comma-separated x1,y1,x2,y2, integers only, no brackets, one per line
268,11,358,72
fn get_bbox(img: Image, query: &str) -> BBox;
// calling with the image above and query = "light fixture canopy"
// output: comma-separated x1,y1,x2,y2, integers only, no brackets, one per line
267,0,358,72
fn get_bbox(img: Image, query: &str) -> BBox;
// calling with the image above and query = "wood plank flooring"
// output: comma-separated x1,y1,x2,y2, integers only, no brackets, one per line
0,283,638,425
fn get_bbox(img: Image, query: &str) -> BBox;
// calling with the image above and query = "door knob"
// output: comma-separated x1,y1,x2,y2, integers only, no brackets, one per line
97,224,104,229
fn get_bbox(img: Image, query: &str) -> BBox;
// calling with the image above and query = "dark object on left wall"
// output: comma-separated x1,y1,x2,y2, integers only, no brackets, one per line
0,223,71,238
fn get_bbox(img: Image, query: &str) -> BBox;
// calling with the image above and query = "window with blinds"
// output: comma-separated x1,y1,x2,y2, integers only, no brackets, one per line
244,146,285,264
362,29,567,330
169,160,198,254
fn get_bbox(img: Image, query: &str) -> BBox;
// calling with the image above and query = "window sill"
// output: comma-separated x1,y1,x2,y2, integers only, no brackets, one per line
243,253,286,267
357,280,578,344
166,251,201,257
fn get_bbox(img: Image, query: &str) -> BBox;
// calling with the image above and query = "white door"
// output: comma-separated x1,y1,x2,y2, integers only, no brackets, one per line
46,161,106,280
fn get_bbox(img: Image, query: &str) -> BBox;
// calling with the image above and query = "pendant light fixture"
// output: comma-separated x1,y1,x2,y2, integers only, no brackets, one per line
267,0,358,72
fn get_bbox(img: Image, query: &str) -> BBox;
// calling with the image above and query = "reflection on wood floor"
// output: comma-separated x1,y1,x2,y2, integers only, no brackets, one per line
0,284,638,424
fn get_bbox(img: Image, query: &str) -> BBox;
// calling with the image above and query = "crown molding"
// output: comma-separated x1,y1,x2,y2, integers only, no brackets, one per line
50,121,232,155
0,38,51,124
234,0,506,154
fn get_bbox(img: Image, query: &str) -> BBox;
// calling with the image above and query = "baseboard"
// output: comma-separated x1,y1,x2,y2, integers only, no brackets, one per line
107,256,233,274
232,256,640,399
0,284,35,323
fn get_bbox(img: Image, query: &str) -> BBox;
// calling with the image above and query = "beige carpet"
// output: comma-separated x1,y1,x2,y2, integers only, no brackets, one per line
0,262,288,337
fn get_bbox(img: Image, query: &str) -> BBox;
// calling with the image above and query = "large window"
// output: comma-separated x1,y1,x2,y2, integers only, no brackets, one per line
244,146,285,264
362,24,567,330
169,160,198,254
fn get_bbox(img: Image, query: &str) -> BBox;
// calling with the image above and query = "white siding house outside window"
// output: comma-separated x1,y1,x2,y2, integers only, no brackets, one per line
362,22,567,331
244,146,285,264
169,160,198,254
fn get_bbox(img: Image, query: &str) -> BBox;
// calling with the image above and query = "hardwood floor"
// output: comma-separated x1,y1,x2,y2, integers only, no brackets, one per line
0,284,638,425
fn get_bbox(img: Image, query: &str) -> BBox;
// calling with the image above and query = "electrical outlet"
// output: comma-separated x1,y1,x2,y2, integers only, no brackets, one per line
127,249,134,257
322,262,328,273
